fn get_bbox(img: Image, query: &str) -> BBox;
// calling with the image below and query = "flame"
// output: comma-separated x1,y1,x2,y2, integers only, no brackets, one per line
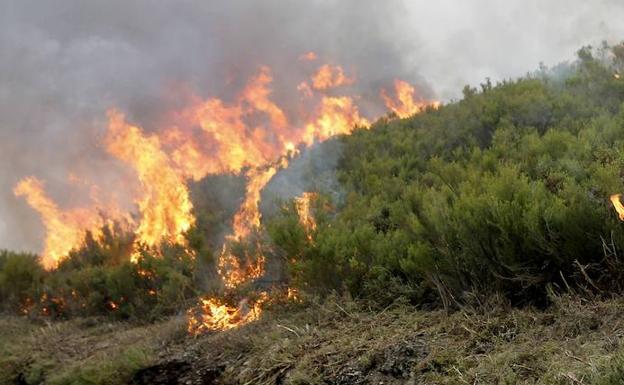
105,110,194,253
217,166,277,288
163,67,290,181
311,64,354,90
295,192,318,241
611,194,624,221
297,81,314,98
13,57,439,332
187,292,268,334
287,287,301,302
242,66,289,130
303,96,369,145
381,79,439,118
299,51,318,61
162,67,369,293
13,177,105,269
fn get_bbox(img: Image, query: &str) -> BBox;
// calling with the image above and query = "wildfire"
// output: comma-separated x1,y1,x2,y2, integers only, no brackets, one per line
311,64,354,90
303,96,369,145
299,51,318,61
187,292,268,335
217,167,278,288
13,177,105,269
381,79,439,118
295,192,318,241
611,194,624,221
14,54,439,332
105,110,194,256
287,287,301,302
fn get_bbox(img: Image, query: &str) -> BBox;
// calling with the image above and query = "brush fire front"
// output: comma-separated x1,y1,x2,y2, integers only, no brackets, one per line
14,53,439,334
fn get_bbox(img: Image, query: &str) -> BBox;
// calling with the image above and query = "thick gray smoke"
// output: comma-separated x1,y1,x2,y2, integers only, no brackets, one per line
1,0,623,252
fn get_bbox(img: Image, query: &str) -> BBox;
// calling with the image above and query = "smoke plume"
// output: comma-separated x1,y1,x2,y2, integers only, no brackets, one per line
1,0,623,252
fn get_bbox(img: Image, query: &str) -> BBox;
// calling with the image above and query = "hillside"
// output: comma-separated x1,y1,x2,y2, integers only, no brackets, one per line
3,44,624,384
3,296,624,384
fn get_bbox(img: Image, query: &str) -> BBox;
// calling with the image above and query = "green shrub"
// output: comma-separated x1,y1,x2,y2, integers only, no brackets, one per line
0,250,43,312
268,43,624,307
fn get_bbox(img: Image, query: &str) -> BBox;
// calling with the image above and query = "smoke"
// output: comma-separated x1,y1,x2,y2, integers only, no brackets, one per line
404,0,624,99
1,0,623,252
261,139,346,218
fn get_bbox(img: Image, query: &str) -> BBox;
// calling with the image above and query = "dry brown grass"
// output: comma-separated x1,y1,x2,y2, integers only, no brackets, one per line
2,295,624,384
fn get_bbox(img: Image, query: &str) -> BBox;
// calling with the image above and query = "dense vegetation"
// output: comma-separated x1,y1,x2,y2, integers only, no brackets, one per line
0,232,203,320
2,44,624,322
270,43,624,307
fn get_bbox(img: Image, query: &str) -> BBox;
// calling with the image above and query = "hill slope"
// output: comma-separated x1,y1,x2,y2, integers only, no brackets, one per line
3,296,624,384
4,45,624,384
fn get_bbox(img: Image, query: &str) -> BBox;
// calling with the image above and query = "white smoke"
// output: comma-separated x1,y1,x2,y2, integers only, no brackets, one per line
1,0,623,252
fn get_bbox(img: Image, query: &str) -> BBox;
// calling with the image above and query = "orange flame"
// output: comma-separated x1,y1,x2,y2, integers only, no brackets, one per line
217,166,277,288
163,67,290,181
295,192,318,241
299,51,318,61
381,79,439,118
303,96,369,145
105,110,194,254
13,177,105,269
187,292,268,334
611,194,624,221
311,64,354,90
13,58,439,332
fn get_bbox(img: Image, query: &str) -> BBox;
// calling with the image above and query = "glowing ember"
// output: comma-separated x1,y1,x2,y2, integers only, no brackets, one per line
381,79,439,118
611,194,624,221
287,287,302,302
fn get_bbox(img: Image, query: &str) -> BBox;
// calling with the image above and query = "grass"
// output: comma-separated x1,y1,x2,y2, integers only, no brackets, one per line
2,295,624,384
0,316,186,385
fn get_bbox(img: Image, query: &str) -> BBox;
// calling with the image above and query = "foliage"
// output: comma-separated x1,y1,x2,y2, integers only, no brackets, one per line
4,44,624,319
0,250,43,312
0,222,206,321
269,43,624,307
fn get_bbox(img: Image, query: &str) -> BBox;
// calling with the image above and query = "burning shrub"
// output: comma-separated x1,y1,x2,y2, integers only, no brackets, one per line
5,222,207,320
4,43,624,325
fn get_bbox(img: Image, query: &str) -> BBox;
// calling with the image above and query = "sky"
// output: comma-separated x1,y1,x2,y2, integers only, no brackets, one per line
1,0,624,253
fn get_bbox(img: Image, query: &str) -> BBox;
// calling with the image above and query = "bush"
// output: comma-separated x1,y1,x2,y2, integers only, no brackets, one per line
0,250,43,312
268,43,624,307
0,222,207,321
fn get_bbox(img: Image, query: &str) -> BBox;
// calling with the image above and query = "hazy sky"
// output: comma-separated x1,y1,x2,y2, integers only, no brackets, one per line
1,0,623,253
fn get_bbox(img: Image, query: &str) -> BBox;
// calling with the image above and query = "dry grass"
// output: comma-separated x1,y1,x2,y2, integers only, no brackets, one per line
0,315,186,384
2,295,624,384
184,295,624,384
